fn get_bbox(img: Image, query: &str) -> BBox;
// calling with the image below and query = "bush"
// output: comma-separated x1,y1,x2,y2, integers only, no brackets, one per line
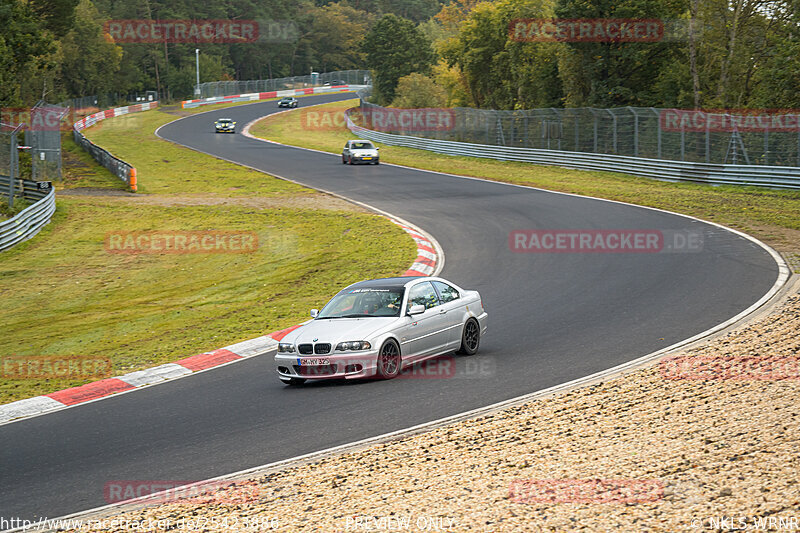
390,73,447,109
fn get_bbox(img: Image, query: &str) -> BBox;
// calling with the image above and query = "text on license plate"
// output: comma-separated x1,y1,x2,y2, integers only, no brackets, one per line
298,358,330,366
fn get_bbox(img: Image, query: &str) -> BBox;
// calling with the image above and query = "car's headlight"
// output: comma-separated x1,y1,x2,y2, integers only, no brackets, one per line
336,341,372,351
278,343,295,353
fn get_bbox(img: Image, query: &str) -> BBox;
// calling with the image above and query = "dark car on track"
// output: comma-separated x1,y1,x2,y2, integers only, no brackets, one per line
214,118,236,133
278,97,298,108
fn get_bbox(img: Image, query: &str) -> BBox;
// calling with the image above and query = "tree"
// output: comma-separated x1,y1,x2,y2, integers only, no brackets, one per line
0,0,55,106
440,0,561,109
362,14,436,105
31,0,80,37
552,0,687,107
301,3,374,72
58,0,123,97
391,72,447,107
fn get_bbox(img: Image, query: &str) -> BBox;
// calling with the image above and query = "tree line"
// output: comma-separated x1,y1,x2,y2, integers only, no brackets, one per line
2,0,798,111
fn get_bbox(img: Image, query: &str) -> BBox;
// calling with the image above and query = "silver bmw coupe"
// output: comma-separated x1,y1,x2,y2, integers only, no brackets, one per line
274,276,488,385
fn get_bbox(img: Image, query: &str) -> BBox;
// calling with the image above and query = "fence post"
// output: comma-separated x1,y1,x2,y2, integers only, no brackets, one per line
628,106,638,157
651,108,661,159
606,110,617,153
574,110,579,151
681,121,685,161
8,130,16,208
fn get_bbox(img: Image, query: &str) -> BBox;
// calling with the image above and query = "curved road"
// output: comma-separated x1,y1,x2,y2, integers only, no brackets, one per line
0,93,780,523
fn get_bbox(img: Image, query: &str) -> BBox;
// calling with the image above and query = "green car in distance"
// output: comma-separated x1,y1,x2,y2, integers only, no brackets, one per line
214,118,236,133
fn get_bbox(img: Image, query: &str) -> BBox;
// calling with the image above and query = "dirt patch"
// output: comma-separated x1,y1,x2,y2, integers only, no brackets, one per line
743,223,800,258
58,187,134,197
158,105,193,117
63,192,368,212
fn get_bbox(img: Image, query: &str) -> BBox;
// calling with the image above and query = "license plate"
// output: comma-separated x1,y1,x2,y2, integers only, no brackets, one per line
362,157,372,160
298,358,330,366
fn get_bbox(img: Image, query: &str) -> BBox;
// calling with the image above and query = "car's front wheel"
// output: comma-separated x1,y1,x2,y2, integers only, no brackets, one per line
348,155,354,165
376,339,401,379
280,377,306,386
457,319,480,355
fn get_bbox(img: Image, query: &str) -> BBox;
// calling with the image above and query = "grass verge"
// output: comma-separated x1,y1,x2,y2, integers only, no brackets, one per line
0,97,416,404
250,99,800,258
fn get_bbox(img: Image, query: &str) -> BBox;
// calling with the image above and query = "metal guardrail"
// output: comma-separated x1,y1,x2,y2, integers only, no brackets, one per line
0,176,56,252
182,84,368,109
72,128,137,189
345,108,800,190
198,70,370,98
72,102,158,191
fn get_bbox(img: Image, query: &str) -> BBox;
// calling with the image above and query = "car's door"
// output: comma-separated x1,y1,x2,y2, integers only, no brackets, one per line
432,280,466,349
398,281,450,360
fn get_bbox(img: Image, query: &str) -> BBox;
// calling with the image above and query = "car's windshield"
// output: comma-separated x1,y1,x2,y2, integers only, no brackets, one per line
281,98,292,102
352,142,374,150
317,287,404,318
218,119,232,123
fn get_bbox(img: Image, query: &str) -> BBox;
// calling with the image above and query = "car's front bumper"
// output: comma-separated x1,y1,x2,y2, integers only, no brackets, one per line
351,156,379,164
275,349,380,381
215,128,235,133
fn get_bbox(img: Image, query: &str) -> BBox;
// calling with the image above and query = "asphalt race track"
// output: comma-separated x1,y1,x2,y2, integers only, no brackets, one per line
0,93,780,523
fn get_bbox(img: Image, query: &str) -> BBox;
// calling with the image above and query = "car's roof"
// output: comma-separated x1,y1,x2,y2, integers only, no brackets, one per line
345,277,423,290
350,139,374,144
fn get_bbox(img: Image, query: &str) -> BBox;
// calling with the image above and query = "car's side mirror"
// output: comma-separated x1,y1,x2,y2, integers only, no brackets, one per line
408,304,425,316
310,309,319,318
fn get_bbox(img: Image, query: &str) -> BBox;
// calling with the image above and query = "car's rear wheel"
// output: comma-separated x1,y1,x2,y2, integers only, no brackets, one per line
376,339,401,379
457,319,480,355
342,156,347,164
280,377,306,386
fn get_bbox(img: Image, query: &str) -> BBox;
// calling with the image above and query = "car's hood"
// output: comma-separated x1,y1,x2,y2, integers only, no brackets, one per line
285,317,397,345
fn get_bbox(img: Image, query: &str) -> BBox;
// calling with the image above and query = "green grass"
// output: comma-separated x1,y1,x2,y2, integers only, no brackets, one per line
61,129,129,190
0,198,31,220
0,94,416,404
250,99,800,255
82,108,312,196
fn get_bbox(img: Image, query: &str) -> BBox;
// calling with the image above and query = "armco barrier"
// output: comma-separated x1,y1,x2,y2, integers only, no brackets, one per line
73,102,159,192
181,85,367,109
0,177,56,252
344,108,800,190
